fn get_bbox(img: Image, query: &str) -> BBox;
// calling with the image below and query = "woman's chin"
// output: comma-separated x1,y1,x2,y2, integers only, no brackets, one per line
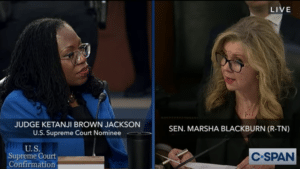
225,85,236,91
78,77,88,85
69,77,88,87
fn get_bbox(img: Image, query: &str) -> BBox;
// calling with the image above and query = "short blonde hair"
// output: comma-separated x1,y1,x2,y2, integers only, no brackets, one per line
205,16,293,120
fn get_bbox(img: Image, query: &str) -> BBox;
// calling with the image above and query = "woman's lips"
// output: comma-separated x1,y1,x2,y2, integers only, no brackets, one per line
224,77,235,84
78,67,89,76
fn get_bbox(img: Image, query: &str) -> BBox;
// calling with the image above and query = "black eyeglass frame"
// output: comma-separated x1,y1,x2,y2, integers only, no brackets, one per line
215,52,245,73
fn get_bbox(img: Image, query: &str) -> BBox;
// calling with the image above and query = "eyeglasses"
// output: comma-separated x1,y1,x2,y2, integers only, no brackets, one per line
215,52,244,73
61,43,91,65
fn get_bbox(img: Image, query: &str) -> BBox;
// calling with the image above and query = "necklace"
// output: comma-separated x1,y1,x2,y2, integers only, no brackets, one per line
244,105,258,118
68,93,76,103
236,103,259,119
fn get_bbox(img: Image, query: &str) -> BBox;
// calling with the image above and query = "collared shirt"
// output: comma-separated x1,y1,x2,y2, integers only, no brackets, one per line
250,12,282,34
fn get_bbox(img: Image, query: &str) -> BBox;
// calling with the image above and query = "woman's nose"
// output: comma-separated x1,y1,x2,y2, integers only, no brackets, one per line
222,61,233,72
76,52,87,65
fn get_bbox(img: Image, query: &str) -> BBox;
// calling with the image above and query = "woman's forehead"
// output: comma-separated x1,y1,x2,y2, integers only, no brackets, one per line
57,25,80,41
56,24,81,53
223,41,245,54
57,24,77,37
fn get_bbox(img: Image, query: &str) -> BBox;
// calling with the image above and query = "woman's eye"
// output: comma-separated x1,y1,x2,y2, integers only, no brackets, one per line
235,59,243,64
65,52,74,58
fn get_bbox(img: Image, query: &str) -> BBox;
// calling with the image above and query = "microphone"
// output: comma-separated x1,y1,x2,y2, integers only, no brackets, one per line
174,135,231,169
87,1,107,29
92,92,107,156
98,0,107,29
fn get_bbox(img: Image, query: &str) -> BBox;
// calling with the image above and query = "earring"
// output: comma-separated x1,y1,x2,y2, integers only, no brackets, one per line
256,75,259,79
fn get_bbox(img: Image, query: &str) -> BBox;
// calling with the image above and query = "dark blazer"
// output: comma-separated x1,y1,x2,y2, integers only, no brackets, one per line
195,87,300,168
201,14,300,85
280,13,300,45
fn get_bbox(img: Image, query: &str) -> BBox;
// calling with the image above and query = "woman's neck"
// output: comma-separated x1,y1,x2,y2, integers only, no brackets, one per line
69,101,79,108
235,90,259,106
235,87,259,119
235,88,260,142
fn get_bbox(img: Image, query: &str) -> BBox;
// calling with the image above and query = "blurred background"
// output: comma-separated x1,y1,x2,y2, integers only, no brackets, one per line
155,1,300,168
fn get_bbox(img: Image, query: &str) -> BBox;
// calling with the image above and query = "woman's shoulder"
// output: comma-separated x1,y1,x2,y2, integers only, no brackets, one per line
1,90,47,119
3,89,29,104
5,89,26,99
4,90,41,104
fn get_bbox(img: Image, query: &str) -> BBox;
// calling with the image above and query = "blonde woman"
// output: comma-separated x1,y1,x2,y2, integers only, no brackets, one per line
168,16,300,169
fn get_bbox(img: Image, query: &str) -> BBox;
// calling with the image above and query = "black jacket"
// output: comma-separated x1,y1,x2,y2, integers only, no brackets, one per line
195,87,300,168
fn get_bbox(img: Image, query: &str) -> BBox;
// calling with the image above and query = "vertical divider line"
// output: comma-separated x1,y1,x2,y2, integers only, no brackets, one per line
151,0,155,168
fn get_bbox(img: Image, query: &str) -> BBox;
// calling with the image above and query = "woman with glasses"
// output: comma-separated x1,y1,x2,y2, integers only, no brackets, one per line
0,18,127,168
168,16,300,169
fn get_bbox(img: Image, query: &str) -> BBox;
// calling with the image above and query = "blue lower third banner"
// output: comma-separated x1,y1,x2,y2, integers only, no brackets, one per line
249,148,297,165
6,142,57,169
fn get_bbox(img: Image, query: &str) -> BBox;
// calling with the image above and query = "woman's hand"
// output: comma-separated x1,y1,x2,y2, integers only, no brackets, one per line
237,156,275,169
168,148,196,169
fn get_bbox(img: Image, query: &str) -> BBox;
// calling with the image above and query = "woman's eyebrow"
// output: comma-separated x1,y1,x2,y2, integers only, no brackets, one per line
232,54,244,57
223,50,244,57
60,45,74,54
60,38,82,54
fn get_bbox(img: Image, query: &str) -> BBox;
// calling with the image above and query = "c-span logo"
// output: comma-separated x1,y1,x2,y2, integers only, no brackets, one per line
249,148,296,165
